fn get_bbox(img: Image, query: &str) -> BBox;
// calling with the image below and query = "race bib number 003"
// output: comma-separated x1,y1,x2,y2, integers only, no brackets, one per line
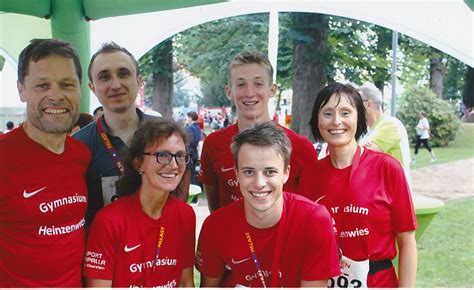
328,255,369,288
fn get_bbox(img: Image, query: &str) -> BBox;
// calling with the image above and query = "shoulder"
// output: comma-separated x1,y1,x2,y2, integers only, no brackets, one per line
168,197,196,219
72,120,98,146
204,125,237,144
363,148,401,170
285,192,331,221
203,200,241,228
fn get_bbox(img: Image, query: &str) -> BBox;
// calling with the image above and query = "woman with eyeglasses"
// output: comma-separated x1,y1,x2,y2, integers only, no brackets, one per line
299,83,417,288
83,119,195,288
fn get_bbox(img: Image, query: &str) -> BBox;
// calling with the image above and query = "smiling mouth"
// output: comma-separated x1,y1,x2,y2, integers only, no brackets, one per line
159,173,178,179
243,101,258,106
44,108,68,114
328,129,346,135
250,190,271,198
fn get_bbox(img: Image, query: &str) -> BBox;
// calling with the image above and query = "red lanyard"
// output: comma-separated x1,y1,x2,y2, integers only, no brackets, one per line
244,199,288,288
96,118,125,176
152,226,165,272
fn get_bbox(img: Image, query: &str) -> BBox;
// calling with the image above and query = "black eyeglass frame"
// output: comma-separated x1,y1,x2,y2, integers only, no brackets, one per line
142,151,191,165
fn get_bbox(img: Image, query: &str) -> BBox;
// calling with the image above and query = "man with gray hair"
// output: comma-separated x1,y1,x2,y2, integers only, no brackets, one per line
358,82,411,186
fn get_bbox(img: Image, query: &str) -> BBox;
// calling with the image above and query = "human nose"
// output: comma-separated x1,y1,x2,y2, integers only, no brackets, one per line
333,114,342,126
46,83,65,102
110,76,121,90
252,172,266,188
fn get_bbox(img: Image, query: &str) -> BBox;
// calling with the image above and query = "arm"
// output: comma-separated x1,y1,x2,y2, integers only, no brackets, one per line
86,278,112,287
179,267,195,287
301,279,328,288
200,274,222,287
203,184,220,213
396,231,417,287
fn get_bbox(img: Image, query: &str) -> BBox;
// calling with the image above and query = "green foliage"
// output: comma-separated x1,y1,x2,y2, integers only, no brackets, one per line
174,13,269,107
443,56,467,101
397,86,461,146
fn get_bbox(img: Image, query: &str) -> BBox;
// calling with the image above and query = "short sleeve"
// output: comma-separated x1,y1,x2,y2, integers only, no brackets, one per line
301,206,341,280
83,210,117,280
195,216,225,278
386,160,417,233
183,206,196,268
198,138,217,186
372,122,400,153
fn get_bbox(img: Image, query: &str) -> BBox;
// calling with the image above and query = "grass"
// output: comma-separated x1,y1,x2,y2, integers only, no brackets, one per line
410,123,474,169
415,197,474,287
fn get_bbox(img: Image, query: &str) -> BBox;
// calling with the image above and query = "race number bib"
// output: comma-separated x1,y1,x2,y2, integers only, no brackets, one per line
101,175,120,206
329,255,369,288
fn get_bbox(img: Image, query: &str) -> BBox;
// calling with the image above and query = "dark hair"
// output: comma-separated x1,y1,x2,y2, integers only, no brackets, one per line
420,111,427,117
231,122,291,169
117,119,189,196
6,121,14,130
93,106,104,116
18,39,82,84
309,82,367,142
187,111,198,121
75,113,94,129
227,51,273,85
88,42,140,83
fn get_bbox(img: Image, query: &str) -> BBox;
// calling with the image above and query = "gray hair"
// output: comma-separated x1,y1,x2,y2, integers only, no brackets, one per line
359,82,383,109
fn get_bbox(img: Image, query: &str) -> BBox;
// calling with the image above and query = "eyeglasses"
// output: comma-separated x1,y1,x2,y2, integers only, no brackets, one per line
143,151,190,165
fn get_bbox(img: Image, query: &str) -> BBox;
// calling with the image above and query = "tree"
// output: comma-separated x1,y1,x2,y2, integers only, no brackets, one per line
429,47,445,98
290,12,328,139
139,38,174,118
175,14,269,107
443,57,467,101
464,67,474,108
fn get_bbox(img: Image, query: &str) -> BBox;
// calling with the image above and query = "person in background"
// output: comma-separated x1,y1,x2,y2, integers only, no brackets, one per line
199,51,317,212
70,112,94,135
73,42,190,225
358,82,411,186
412,111,437,163
84,119,195,287
186,111,201,186
299,83,417,287
4,121,14,133
92,106,104,120
0,39,90,287
196,122,340,287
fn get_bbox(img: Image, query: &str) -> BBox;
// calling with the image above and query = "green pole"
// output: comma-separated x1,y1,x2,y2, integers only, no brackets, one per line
50,0,91,113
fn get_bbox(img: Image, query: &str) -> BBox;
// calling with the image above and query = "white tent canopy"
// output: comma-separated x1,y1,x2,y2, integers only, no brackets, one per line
91,0,473,66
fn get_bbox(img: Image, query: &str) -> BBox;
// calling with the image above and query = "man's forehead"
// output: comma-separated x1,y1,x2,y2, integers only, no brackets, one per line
91,51,135,73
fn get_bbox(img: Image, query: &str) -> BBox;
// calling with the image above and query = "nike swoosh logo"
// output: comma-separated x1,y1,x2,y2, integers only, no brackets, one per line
231,257,250,264
221,166,234,172
315,195,326,203
124,244,141,252
23,186,47,198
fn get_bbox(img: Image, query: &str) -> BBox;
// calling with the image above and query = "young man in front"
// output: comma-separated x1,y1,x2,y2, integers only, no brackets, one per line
196,122,340,287
199,51,317,212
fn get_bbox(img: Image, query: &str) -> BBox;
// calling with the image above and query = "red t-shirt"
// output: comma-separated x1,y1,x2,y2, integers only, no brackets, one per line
84,194,195,288
196,192,340,287
0,126,91,287
199,123,317,208
298,149,417,287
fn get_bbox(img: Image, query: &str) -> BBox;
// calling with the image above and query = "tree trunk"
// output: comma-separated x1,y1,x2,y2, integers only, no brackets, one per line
151,39,174,119
429,47,444,98
290,13,328,141
463,66,474,108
